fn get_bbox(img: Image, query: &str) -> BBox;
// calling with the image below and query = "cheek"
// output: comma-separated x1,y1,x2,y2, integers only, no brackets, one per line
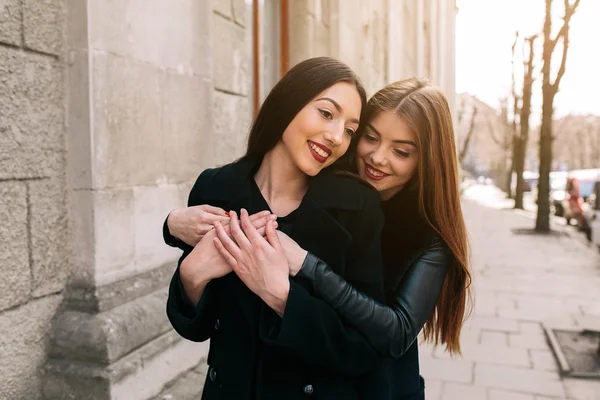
391,157,418,180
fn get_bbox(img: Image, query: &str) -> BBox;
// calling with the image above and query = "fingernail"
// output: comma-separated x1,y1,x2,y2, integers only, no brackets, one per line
225,211,230,216
214,221,221,228
230,211,236,217
269,215,277,220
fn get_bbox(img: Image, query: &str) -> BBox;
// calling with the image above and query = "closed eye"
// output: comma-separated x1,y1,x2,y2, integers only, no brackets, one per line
364,132,378,142
394,149,410,158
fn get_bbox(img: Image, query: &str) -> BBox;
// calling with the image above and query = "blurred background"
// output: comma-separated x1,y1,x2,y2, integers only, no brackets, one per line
0,0,599,399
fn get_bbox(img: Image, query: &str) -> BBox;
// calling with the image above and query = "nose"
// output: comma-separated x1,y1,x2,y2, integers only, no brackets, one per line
323,124,344,147
369,145,387,166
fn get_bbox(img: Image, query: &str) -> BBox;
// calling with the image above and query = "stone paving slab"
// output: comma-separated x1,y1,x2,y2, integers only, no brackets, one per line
421,194,600,400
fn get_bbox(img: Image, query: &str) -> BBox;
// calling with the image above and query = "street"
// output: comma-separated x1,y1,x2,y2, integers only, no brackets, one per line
421,184,600,400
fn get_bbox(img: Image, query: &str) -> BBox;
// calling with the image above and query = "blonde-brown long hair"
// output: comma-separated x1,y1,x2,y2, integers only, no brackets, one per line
359,78,473,355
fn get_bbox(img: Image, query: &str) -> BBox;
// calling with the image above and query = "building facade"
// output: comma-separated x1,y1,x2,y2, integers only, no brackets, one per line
0,1,456,398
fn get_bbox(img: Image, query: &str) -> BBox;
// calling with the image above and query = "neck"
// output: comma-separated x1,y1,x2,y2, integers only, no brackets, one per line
254,143,309,207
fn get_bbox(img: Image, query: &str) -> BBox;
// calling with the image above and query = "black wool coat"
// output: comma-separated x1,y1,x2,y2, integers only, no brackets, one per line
165,156,386,400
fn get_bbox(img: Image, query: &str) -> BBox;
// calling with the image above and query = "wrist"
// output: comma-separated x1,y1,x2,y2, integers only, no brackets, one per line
289,249,308,277
265,279,290,317
167,209,181,239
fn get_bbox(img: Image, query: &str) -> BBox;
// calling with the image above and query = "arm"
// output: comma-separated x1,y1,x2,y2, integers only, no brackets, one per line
297,235,452,358
166,170,222,342
258,191,387,377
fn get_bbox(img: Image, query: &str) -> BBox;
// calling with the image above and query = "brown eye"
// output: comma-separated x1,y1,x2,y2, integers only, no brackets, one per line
319,109,333,120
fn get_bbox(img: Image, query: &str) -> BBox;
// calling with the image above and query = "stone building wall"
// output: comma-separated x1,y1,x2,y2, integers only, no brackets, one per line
0,1,69,399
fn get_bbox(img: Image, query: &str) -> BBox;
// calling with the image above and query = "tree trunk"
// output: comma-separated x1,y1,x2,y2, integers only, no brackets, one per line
536,94,554,231
514,35,537,210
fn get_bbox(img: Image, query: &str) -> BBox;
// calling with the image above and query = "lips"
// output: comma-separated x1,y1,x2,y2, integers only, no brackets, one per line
308,141,332,164
363,163,389,181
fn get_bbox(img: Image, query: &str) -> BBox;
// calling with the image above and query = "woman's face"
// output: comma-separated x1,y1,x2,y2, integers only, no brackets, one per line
356,110,420,200
280,82,362,176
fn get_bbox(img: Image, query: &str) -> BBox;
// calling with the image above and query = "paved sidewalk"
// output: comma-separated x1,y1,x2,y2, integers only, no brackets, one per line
421,188,600,400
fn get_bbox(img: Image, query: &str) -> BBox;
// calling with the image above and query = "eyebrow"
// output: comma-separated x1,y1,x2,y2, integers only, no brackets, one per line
316,97,360,124
367,123,417,147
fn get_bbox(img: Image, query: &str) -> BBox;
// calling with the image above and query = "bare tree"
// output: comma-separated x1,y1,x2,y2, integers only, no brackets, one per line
514,34,538,210
507,32,521,198
536,0,580,232
458,102,478,164
488,98,514,193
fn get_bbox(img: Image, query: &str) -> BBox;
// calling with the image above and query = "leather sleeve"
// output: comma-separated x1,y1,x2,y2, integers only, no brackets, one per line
296,235,451,358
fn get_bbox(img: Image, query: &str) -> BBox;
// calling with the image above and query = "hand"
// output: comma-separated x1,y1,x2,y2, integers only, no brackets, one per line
179,229,232,305
167,205,273,247
213,209,290,316
276,230,308,277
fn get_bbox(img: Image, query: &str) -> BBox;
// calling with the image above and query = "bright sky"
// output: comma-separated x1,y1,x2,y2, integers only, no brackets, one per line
456,0,600,124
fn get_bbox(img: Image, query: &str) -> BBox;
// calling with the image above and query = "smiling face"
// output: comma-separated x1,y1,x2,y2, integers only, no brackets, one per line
356,110,420,200
278,81,362,176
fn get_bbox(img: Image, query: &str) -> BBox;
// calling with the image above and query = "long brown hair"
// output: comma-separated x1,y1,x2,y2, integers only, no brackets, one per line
355,78,473,355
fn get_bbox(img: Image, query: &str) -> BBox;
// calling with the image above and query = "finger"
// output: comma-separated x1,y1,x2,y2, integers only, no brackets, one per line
214,221,244,260
265,220,283,252
228,211,252,250
202,213,230,225
200,204,228,215
213,238,238,269
240,208,267,246
250,214,277,231
248,210,272,222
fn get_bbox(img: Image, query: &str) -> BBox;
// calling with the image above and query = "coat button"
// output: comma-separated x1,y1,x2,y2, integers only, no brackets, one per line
209,367,217,383
214,319,220,330
303,384,314,395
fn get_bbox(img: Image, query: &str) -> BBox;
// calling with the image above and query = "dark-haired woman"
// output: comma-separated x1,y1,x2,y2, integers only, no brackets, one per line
165,57,387,399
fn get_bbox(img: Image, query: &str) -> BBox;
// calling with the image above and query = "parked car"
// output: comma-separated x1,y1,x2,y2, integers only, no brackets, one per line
585,180,600,244
581,177,600,245
561,169,600,230
549,171,568,216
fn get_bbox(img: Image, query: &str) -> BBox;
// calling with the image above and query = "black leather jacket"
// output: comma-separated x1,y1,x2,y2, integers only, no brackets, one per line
294,234,452,358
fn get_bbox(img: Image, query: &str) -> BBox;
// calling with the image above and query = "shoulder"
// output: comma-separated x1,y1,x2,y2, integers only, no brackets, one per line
187,161,246,205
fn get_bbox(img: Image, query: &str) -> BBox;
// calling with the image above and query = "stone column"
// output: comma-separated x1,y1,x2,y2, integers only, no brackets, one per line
42,1,240,398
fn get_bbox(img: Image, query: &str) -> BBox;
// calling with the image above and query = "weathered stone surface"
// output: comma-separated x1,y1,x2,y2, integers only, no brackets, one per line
29,178,69,297
161,71,214,183
65,261,174,313
0,294,62,400
212,14,249,95
212,90,250,164
153,360,208,399
0,0,21,46
0,181,30,311
112,332,208,400
213,0,232,18
133,185,187,274
91,52,163,188
231,0,246,26
88,0,212,76
93,188,135,285
23,0,65,55
0,47,64,180
50,289,171,364
65,48,93,190
44,330,208,400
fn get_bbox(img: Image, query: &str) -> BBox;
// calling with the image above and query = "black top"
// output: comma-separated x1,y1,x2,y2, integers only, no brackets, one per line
164,156,387,400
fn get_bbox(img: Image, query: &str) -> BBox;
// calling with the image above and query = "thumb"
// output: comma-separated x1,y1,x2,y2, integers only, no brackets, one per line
265,220,282,251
